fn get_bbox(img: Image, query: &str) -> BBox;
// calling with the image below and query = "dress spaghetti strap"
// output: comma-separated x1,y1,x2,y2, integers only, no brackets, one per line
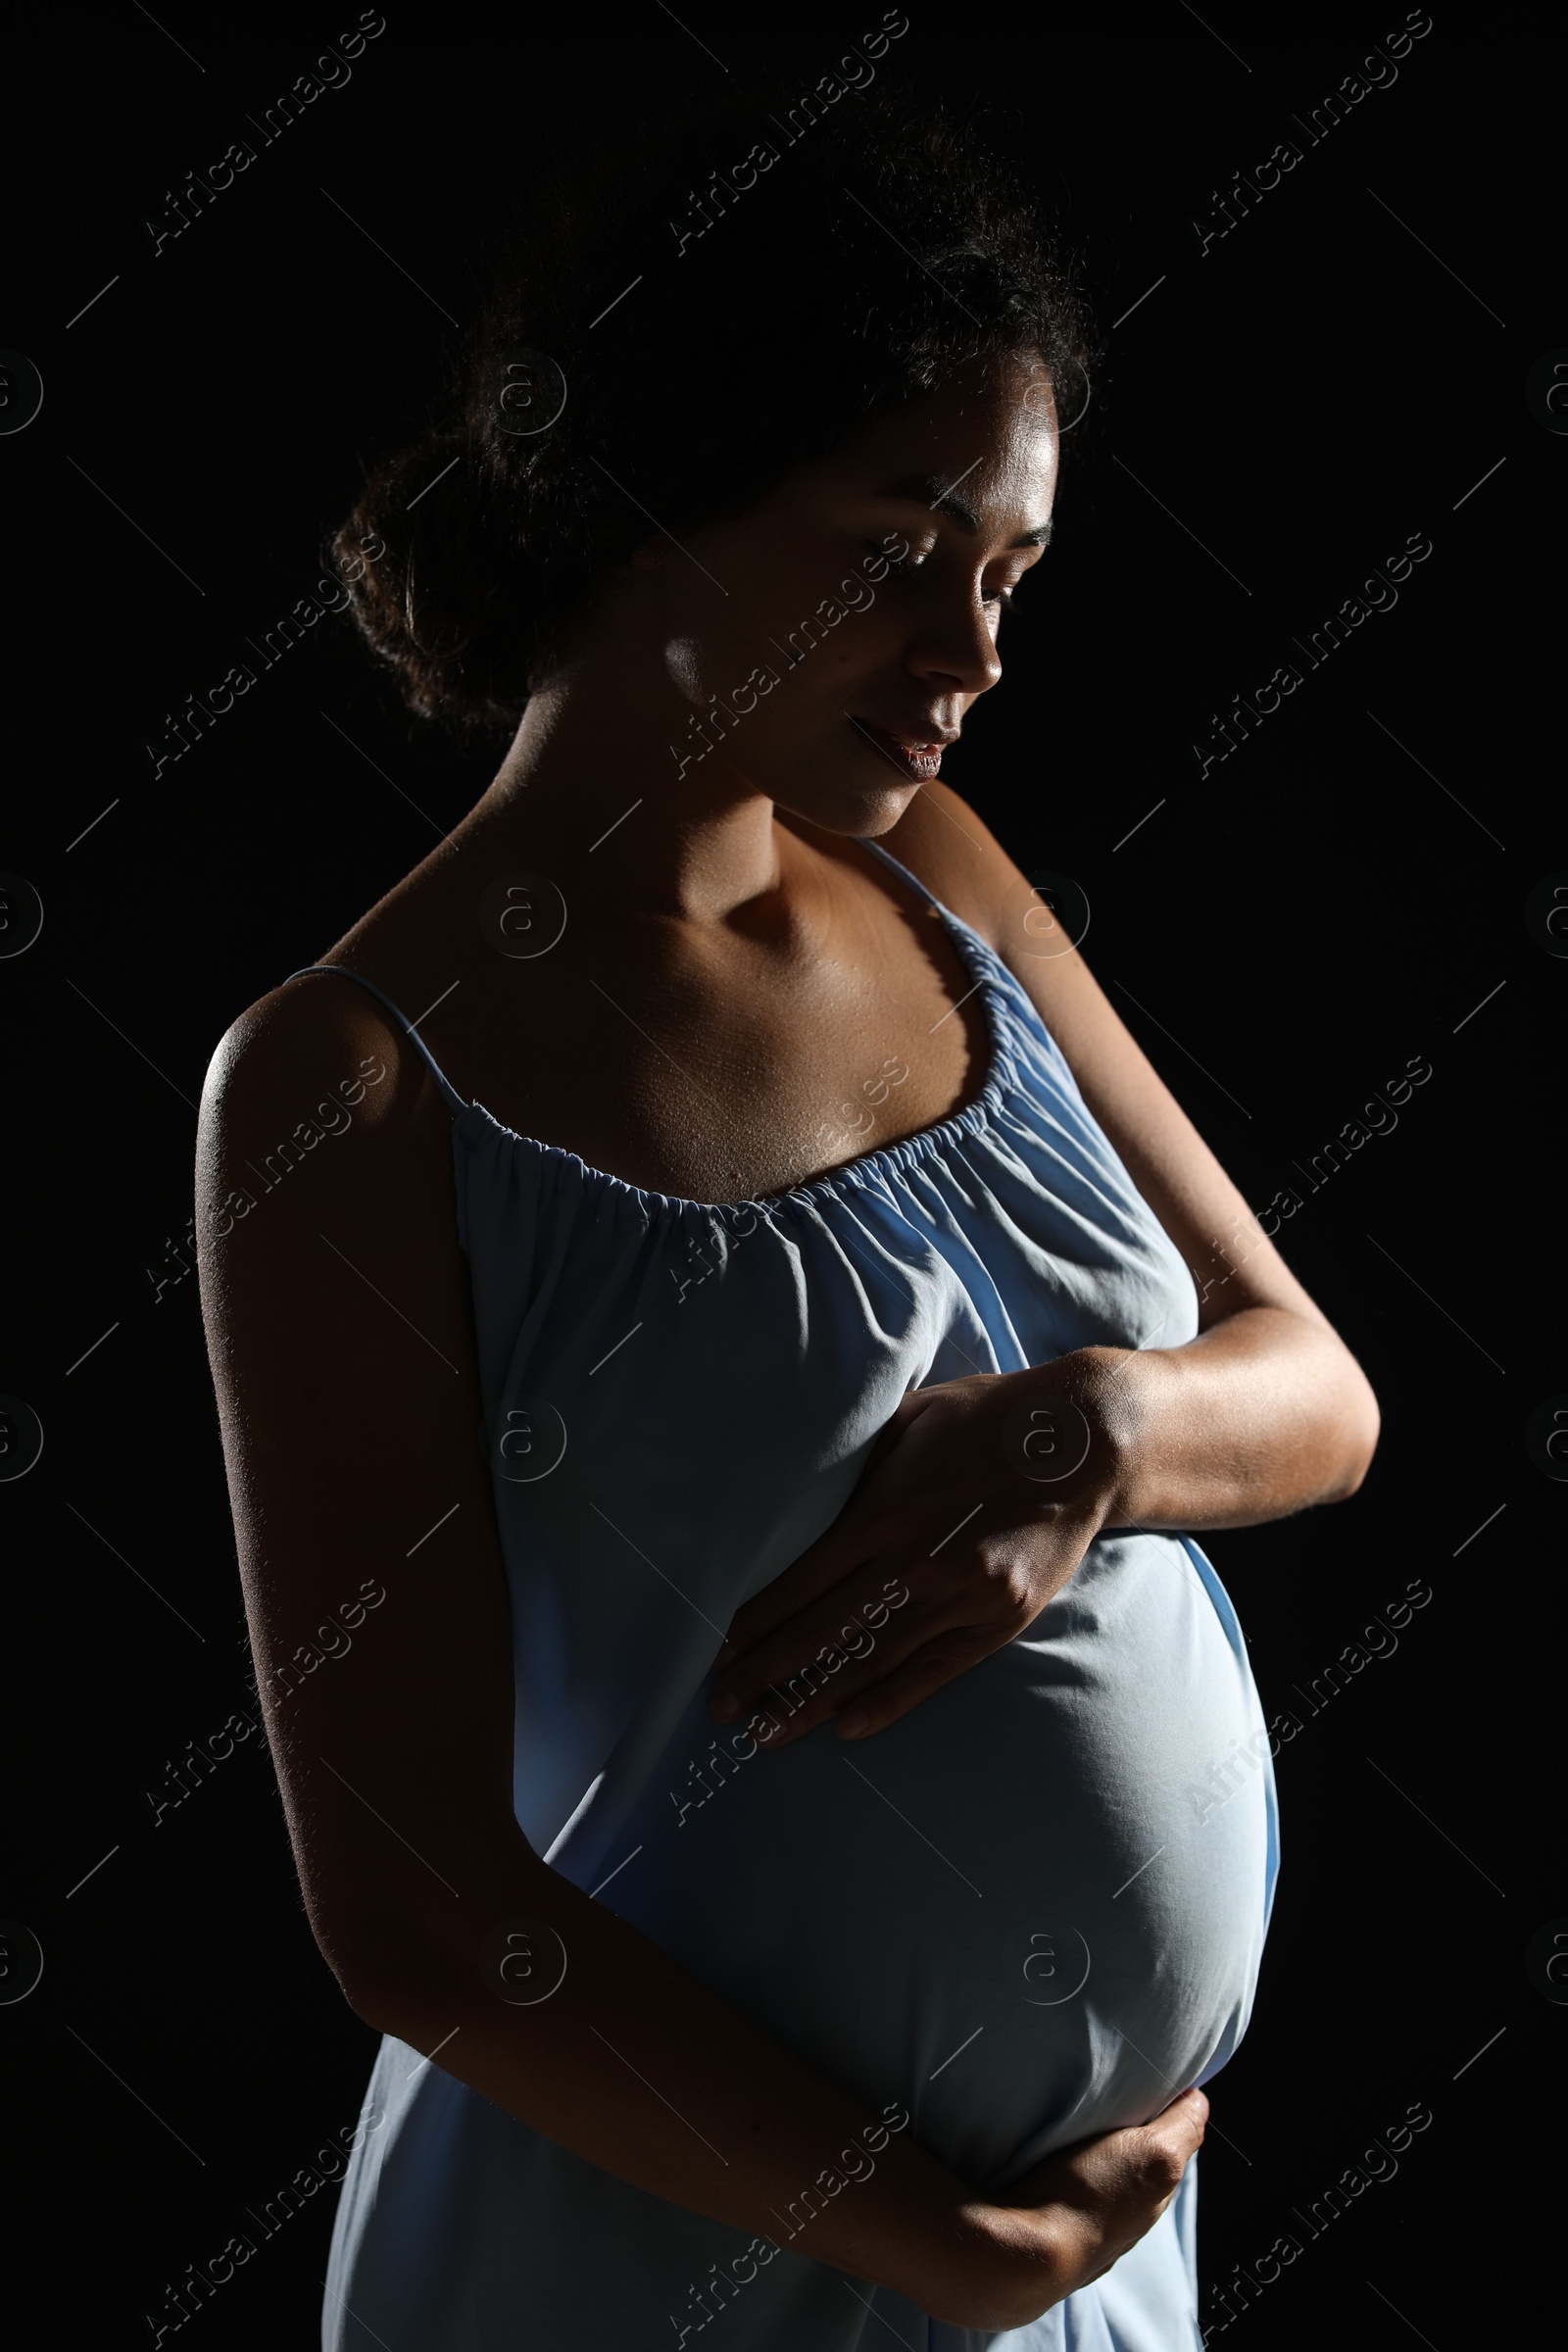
855,831,945,914
284,964,468,1117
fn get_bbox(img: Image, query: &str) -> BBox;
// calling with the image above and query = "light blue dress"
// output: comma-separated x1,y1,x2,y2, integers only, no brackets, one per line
292,837,1279,2351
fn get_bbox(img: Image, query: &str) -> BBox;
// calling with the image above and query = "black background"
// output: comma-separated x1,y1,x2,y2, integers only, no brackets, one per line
1,5,1557,2347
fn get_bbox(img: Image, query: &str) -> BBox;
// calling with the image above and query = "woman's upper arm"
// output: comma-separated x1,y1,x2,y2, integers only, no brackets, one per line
195,980,525,2011
885,781,1333,1334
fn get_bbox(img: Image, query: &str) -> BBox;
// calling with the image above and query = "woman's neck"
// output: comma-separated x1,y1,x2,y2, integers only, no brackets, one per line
461,658,800,933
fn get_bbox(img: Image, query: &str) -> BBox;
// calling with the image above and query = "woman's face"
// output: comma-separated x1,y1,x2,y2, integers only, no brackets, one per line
639,351,1059,835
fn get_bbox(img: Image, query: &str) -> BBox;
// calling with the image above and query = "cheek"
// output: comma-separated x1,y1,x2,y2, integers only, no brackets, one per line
660,584,899,764
663,626,785,713
663,635,710,703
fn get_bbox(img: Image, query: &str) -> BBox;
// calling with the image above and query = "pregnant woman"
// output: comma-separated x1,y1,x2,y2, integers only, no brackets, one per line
196,89,1378,2350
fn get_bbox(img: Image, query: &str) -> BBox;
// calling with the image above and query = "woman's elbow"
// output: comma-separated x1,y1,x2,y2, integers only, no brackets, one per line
1328,1362,1381,1499
336,1950,450,2044
312,1905,453,2041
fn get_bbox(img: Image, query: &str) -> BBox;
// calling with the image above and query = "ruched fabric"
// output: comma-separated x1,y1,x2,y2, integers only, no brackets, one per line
294,839,1278,2350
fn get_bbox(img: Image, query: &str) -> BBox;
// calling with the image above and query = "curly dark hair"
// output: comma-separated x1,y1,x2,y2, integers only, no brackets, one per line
329,77,1098,737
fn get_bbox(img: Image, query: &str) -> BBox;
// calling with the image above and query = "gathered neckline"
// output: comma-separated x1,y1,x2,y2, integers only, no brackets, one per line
456,906,1023,1220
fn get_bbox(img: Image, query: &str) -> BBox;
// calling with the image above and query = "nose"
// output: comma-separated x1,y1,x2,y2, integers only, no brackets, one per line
906,595,1004,701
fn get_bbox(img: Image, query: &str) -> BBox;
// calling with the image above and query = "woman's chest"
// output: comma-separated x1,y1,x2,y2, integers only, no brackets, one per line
409,907,998,1206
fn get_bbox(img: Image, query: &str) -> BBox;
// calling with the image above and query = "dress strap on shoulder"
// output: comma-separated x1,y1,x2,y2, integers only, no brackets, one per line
284,964,468,1117
855,832,944,914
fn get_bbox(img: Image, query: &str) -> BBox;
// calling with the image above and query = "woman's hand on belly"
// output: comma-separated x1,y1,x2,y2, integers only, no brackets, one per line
706,1362,1128,1747
934,2086,1209,2329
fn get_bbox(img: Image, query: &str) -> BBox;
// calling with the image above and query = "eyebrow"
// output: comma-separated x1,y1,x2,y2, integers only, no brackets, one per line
878,472,1054,549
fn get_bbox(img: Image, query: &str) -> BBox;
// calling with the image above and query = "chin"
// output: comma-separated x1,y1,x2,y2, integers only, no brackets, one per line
770,751,924,839
775,782,921,838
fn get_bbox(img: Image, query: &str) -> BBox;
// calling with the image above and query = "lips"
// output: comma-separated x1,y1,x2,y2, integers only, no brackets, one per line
850,717,955,782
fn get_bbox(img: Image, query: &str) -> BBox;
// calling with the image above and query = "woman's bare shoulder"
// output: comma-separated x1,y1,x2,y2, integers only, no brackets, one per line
194,942,467,1298
201,962,420,1153
876,779,1034,950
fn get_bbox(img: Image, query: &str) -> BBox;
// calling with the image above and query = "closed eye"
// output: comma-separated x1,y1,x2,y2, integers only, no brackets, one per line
867,539,924,581
868,541,1024,609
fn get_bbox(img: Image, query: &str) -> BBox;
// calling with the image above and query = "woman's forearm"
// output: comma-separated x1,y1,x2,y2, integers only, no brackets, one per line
699,1312,1379,1749
350,1844,1038,2326
1072,1307,1380,1532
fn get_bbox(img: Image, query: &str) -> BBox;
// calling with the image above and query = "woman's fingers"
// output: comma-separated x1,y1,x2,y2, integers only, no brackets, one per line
833,1523,1099,1743
1157,2084,1208,2134
830,1630,1002,1740
1139,2086,1207,2177
709,1513,878,1669
1004,2088,1207,2214
996,2085,1210,2303
710,1515,1098,1743
709,1394,935,1666
707,1375,1114,1742
708,1570,926,1744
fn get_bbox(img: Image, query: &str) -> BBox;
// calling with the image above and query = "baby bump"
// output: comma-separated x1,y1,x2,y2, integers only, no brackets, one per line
604,1532,1275,2193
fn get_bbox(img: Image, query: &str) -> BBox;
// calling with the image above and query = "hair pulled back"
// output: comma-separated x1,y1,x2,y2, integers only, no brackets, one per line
331,78,1096,736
